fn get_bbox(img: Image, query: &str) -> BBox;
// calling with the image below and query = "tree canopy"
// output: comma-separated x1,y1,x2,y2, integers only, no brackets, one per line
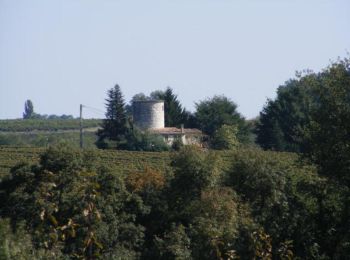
256,57,350,160
23,100,34,119
255,76,315,152
96,84,129,149
302,58,350,184
195,95,250,143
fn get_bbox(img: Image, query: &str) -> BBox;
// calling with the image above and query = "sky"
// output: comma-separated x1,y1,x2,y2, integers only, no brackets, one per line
0,0,349,119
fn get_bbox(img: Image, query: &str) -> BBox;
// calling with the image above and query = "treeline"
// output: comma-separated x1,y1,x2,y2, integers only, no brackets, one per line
22,99,75,120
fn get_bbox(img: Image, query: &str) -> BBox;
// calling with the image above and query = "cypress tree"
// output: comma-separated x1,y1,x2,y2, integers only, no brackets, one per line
163,87,185,127
96,84,128,148
23,100,34,119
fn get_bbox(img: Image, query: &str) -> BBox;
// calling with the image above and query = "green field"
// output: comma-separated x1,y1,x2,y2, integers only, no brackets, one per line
0,131,98,148
0,119,101,132
0,145,299,181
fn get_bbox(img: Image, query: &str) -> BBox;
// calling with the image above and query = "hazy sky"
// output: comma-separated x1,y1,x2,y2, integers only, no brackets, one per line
0,0,349,119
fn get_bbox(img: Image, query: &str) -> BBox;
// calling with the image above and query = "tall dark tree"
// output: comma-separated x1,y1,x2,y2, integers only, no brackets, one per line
96,84,129,149
302,58,350,184
256,59,350,155
195,95,250,143
164,87,187,127
255,77,315,152
23,100,34,119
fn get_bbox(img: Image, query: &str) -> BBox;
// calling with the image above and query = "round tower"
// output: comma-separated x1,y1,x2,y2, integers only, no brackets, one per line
132,100,164,129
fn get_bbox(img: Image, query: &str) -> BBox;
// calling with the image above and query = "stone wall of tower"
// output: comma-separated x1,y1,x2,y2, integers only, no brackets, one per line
132,100,165,129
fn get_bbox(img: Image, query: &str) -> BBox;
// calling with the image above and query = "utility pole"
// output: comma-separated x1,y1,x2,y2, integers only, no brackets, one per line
80,104,83,149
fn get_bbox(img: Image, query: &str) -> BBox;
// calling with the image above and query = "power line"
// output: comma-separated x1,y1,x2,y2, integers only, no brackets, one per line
82,105,105,116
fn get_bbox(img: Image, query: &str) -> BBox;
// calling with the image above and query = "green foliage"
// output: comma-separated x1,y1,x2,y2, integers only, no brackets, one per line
195,95,250,143
1,143,350,258
224,147,350,259
0,144,147,259
165,147,259,260
96,84,129,149
154,224,192,260
298,59,350,259
164,87,187,128
169,146,221,212
301,58,350,184
171,137,184,151
255,76,315,152
256,57,350,156
187,188,242,260
23,100,34,119
124,128,169,152
211,124,239,150
0,218,59,259
253,59,350,258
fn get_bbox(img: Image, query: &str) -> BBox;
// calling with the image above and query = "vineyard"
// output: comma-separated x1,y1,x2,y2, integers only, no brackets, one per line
0,131,98,148
0,119,102,132
0,146,172,180
0,145,299,181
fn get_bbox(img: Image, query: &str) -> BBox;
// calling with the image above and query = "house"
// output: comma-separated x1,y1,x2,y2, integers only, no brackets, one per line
132,100,204,146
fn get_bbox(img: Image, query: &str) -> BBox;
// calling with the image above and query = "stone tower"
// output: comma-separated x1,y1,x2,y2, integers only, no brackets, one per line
132,100,165,129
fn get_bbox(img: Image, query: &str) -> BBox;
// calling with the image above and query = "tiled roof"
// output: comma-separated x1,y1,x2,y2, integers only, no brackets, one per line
150,127,203,135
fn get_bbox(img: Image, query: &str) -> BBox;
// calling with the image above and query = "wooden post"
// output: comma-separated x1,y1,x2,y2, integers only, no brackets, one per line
80,104,83,149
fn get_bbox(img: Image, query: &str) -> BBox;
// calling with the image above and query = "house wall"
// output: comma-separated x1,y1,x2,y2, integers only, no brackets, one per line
162,134,202,146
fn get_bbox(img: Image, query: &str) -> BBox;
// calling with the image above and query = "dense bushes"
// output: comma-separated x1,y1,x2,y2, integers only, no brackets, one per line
0,145,148,259
1,144,348,259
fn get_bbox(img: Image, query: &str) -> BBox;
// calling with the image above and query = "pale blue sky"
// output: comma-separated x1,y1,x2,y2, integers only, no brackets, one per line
0,0,349,119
